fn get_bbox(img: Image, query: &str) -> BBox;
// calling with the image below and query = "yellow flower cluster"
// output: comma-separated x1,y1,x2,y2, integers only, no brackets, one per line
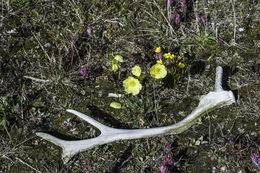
122,47,184,96
163,52,174,59
155,46,185,69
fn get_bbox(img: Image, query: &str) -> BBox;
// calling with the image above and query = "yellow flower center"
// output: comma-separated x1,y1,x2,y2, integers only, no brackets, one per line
129,81,136,87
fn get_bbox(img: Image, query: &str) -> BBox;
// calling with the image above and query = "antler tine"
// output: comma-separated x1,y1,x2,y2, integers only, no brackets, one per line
35,132,68,149
215,66,224,91
66,109,116,135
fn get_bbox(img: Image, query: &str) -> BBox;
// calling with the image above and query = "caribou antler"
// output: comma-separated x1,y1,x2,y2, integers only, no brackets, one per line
36,66,235,164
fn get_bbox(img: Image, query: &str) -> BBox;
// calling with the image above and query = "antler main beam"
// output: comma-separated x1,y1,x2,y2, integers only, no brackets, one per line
36,66,235,164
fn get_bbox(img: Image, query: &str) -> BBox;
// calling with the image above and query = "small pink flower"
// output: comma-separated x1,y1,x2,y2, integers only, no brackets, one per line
159,164,168,173
175,13,180,25
170,10,176,23
251,153,260,168
178,0,187,13
164,154,174,166
171,10,181,25
87,27,93,36
198,15,206,25
70,37,76,43
228,136,234,145
167,0,173,13
164,142,171,153
80,66,88,80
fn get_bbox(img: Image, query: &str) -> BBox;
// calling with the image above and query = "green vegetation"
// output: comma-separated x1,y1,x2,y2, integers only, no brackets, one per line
0,0,259,172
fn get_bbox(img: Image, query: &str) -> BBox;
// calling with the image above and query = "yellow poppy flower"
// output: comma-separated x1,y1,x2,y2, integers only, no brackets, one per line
150,63,167,79
169,54,174,59
177,56,182,60
178,62,185,68
123,76,142,95
155,46,162,53
131,65,142,77
157,59,163,64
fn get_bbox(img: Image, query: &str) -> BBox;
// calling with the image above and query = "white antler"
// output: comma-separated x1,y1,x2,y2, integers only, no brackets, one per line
36,66,235,164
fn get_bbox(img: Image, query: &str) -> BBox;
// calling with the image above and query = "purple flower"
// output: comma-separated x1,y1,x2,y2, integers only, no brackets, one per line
70,37,76,44
164,142,171,153
178,0,183,6
163,154,174,166
178,0,187,13
156,52,163,60
171,11,180,25
159,164,168,173
170,10,176,23
87,27,93,36
228,136,234,145
80,66,88,80
251,153,260,167
175,13,180,25
167,0,172,14
198,15,206,25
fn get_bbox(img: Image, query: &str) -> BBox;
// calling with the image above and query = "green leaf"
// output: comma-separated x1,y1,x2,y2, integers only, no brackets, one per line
0,119,6,127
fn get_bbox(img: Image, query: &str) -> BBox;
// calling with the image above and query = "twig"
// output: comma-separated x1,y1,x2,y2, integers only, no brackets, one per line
152,0,176,36
23,76,50,83
12,136,36,149
15,157,42,173
230,0,237,44
186,74,190,95
32,32,51,62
